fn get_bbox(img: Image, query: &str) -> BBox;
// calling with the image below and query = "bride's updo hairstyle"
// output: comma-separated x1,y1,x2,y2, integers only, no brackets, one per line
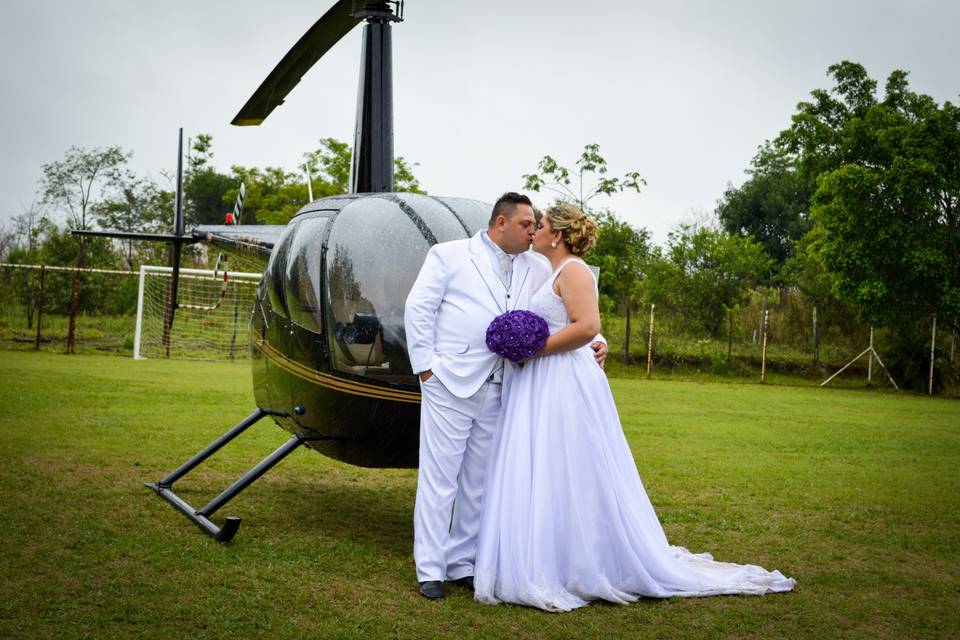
544,204,598,257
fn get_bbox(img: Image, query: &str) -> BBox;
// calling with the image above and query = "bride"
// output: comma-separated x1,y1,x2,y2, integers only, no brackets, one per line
473,204,796,612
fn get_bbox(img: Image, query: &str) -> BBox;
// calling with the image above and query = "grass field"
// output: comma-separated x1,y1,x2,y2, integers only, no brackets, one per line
1,351,958,639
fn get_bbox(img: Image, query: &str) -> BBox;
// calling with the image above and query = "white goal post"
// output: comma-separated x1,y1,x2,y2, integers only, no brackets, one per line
134,265,262,361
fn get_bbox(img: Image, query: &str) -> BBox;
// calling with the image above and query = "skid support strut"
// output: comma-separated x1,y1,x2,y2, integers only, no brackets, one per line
146,408,308,543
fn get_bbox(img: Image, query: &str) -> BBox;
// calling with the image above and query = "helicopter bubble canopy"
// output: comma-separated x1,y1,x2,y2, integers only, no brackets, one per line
261,193,489,384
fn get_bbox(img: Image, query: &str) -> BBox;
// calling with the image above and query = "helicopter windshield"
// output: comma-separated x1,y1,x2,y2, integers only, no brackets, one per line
325,195,477,381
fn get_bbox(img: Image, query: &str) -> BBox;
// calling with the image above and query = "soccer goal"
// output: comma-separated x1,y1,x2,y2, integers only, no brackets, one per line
134,265,262,361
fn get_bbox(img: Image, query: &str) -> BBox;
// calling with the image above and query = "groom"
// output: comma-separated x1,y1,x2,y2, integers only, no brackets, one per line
404,192,607,599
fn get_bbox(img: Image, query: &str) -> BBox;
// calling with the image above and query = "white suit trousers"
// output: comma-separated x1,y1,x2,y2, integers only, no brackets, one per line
414,376,501,582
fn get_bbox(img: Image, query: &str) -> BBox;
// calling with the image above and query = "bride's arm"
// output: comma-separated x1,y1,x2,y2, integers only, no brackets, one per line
535,264,601,357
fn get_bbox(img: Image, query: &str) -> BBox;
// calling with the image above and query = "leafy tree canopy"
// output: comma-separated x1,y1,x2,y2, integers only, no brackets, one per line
521,143,649,359
716,142,811,272
646,225,773,337
95,177,171,268
522,143,645,212
40,146,131,230
779,61,960,329
221,137,426,225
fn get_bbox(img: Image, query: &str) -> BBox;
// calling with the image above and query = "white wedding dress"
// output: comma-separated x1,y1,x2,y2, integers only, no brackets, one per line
473,258,795,612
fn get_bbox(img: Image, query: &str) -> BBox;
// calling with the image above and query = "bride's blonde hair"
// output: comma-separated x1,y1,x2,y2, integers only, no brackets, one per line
544,204,598,256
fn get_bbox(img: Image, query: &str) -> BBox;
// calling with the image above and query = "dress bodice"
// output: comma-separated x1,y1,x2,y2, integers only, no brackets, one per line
529,258,595,335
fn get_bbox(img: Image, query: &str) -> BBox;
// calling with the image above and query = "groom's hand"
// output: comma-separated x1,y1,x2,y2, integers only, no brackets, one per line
591,341,608,368
419,370,433,382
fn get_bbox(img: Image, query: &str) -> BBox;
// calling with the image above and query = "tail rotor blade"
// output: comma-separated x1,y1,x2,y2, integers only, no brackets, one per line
232,0,360,126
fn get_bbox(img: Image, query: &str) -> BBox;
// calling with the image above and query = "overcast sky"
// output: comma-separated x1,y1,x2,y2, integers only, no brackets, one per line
1,0,958,244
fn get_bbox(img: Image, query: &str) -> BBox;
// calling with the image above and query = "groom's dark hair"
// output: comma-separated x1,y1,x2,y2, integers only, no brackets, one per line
489,192,533,226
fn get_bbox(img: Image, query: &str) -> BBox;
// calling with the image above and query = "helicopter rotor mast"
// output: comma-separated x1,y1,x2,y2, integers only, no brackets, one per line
231,0,404,194
348,1,402,193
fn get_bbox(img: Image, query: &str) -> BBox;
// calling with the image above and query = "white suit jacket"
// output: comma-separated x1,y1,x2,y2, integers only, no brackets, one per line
405,231,551,399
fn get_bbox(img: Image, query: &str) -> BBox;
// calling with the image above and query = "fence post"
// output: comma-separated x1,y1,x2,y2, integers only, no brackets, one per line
761,309,769,382
929,315,937,396
757,297,767,345
645,303,655,379
812,305,820,366
950,324,955,365
867,327,874,384
35,265,46,350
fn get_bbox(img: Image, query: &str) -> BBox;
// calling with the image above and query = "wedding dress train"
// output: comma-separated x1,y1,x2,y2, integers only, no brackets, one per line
474,258,795,611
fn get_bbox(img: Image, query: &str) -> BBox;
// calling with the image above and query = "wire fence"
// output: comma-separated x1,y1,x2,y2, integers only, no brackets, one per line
1,262,955,392
0,263,258,360
600,290,955,392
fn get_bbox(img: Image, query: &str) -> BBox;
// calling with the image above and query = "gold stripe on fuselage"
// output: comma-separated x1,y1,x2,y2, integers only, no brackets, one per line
254,337,421,404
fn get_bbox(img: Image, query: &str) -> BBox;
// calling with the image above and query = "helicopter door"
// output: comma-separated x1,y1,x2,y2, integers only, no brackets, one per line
283,215,330,335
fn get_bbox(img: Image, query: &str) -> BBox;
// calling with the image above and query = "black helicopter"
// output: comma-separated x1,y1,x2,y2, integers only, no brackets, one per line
77,0,494,542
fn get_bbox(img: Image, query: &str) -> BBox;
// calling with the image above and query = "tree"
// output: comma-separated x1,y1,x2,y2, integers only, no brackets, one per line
95,177,170,268
40,146,130,231
591,210,651,361
716,142,811,274
5,199,53,329
302,137,352,193
647,226,773,353
184,134,238,226
522,144,648,357
393,156,425,194
226,137,427,225
30,223,124,316
522,143,645,212
11,198,49,259
300,137,426,196
0,222,13,262
227,165,308,225
39,145,132,351
780,61,960,332
780,229,855,365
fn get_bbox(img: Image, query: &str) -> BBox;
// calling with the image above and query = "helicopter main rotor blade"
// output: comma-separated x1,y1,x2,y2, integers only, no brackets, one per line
232,0,360,126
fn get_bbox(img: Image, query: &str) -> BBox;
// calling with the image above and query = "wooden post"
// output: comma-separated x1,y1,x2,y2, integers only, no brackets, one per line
929,315,937,396
229,287,240,361
867,327,874,384
950,325,956,365
812,305,819,366
761,309,769,382
624,295,632,364
645,303,655,378
35,265,45,350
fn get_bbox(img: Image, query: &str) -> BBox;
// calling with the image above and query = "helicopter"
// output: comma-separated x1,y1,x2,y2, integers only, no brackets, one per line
77,0,495,542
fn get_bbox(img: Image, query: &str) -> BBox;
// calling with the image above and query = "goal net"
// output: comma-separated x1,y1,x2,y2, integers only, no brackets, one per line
134,265,262,361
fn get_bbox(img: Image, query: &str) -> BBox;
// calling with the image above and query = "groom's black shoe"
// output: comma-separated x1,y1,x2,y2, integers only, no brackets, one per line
450,576,474,591
418,580,446,600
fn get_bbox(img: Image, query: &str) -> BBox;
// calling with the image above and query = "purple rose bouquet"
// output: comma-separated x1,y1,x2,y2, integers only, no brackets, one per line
485,310,549,362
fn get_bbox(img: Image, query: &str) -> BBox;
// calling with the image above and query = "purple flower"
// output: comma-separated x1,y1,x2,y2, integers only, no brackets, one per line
485,310,549,362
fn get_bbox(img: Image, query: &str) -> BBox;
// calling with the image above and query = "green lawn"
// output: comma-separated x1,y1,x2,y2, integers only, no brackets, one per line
0,351,958,639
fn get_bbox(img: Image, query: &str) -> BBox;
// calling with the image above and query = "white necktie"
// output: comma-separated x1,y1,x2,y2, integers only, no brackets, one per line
497,252,513,289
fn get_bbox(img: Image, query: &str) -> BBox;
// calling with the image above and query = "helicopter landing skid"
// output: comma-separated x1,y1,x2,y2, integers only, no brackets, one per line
145,407,309,543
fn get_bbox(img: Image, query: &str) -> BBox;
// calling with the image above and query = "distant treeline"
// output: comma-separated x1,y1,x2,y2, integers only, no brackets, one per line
1,60,957,391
